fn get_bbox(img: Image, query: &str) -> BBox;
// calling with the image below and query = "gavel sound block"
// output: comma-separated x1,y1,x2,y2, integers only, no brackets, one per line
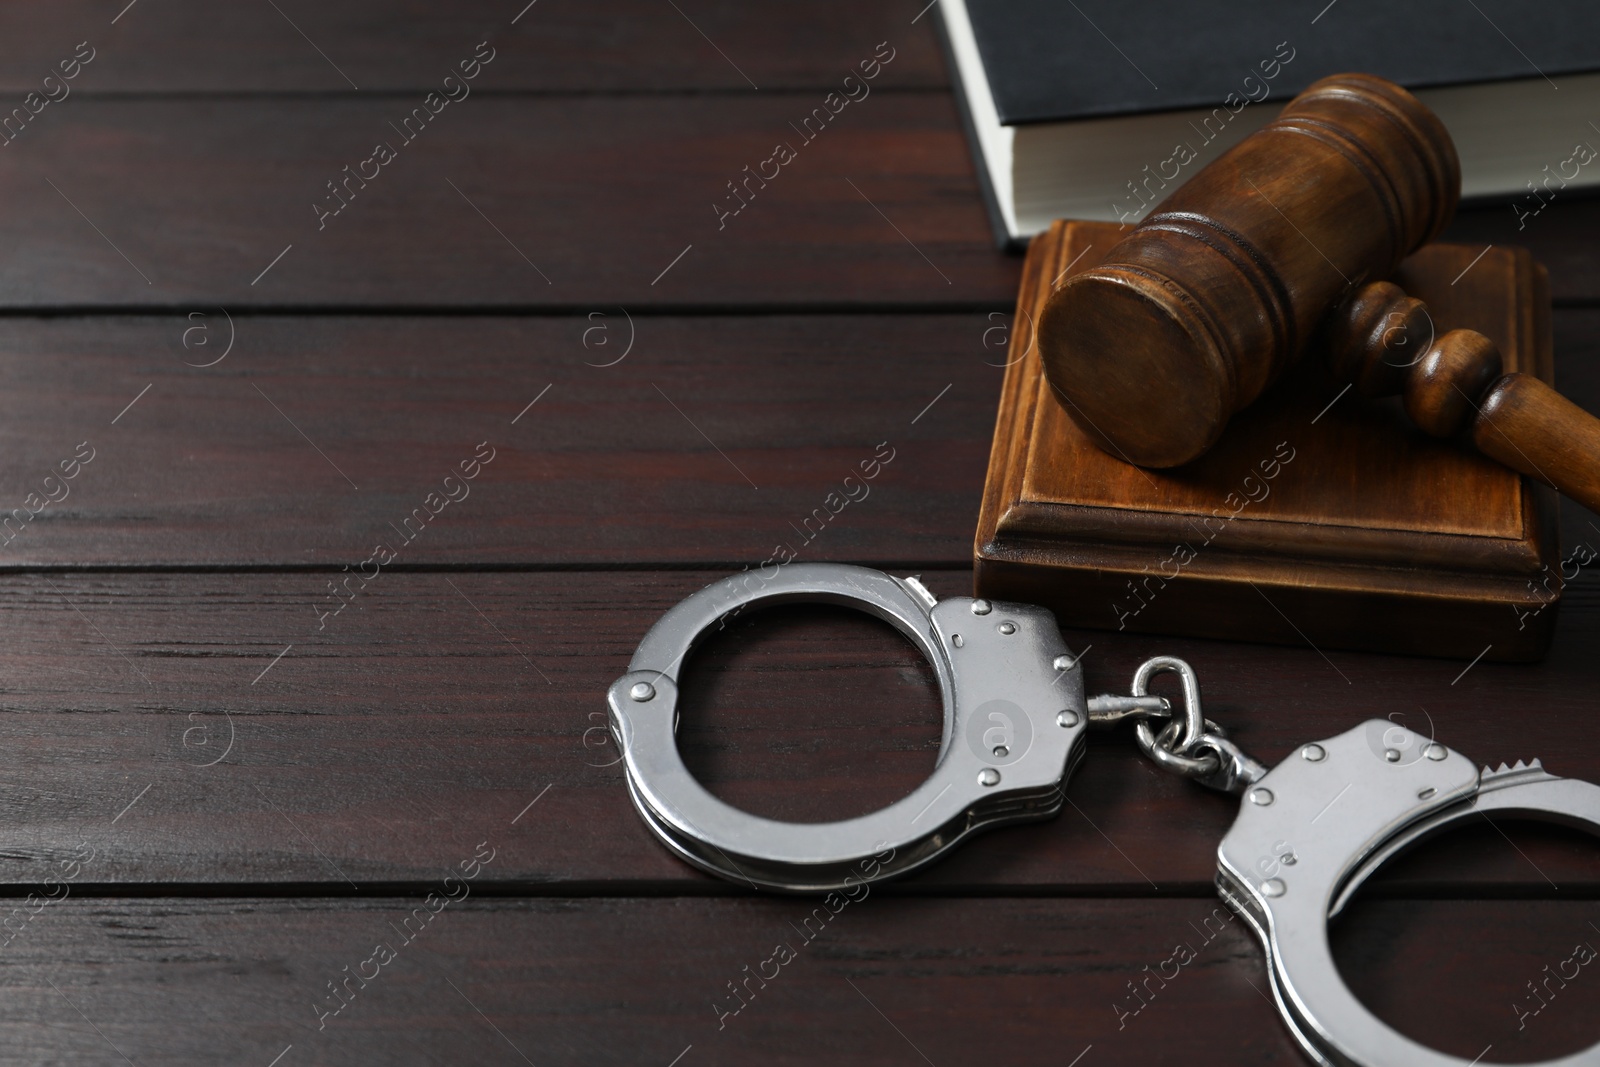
977,73,1568,660
974,220,1558,661
1037,73,1600,515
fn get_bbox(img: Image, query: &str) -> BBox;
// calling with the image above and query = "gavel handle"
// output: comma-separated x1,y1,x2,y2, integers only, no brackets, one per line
1474,374,1600,515
1332,279,1600,513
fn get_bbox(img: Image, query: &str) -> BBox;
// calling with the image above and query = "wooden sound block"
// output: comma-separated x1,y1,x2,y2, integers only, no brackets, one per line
975,219,1559,662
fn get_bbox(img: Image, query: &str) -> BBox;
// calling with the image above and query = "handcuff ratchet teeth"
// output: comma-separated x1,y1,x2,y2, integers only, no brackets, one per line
610,564,1600,1066
1221,726,1600,1067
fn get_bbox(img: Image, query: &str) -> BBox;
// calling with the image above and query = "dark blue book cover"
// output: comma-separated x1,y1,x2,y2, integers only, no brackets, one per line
967,0,1599,125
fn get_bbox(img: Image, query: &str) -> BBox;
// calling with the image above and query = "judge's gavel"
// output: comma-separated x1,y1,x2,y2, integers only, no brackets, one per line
1038,72,1600,513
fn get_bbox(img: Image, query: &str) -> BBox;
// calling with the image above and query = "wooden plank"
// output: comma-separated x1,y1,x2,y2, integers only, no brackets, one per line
0,895,1594,1064
0,94,1590,310
1,568,1598,891
0,1,947,93
0,314,994,566
0,96,1015,309
1,311,1596,568
1443,196,1600,309
1332,897,1600,1063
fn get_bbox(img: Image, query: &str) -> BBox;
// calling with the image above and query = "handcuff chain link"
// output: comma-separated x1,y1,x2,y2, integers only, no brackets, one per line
1088,656,1268,795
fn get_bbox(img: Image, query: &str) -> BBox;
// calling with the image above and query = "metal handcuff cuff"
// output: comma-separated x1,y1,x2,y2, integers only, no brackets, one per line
607,563,1600,1067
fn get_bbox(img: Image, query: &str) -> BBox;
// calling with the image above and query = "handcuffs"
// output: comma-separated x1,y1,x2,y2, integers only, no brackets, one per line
607,564,1600,1067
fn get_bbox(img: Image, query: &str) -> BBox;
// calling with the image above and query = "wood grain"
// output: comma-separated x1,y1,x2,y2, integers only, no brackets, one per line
0,569,1596,892
0,6,1592,1063
0,96,1013,309
0,314,995,566
0,895,1593,1065
1017,235,1542,539
1039,75,1459,468
1443,196,1600,307
0,94,1588,309
0,311,1593,570
978,222,1562,660
1475,373,1600,517
0,1,948,94
1324,273,1600,530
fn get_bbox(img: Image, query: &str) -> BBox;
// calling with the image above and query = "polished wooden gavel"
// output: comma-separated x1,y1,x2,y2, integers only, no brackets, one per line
1038,72,1600,514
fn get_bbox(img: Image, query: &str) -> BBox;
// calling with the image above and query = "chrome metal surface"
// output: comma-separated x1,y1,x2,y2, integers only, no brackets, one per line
609,563,1088,892
1127,656,1228,783
1217,721,1600,1067
1084,694,1169,724
1131,656,1204,752
1188,730,1270,794
1142,715,1223,780
1331,757,1597,919
617,569,1600,1058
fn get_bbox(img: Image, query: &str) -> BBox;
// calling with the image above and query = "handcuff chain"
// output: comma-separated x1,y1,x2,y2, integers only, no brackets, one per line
1087,656,1268,795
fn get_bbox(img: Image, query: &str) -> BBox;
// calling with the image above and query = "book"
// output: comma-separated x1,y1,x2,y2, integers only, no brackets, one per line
935,0,1600,247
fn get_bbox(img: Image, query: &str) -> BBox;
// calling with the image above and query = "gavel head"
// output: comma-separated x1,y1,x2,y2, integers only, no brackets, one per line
1037,73,1460,468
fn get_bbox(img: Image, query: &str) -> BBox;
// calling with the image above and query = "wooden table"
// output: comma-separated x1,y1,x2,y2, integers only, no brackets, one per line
0,3,1596,1063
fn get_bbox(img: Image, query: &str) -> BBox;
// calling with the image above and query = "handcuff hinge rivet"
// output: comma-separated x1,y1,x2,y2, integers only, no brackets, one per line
971,599,992,615
1301,744,1325,762
1262,878,1286,898
1053,654,1077,672
1424,744,1447,761
1249,787,1274,806
1057,709,1080,728
998,622,1016,635
1384,748,1402,762
629,682,656,702
978,768,1001,787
